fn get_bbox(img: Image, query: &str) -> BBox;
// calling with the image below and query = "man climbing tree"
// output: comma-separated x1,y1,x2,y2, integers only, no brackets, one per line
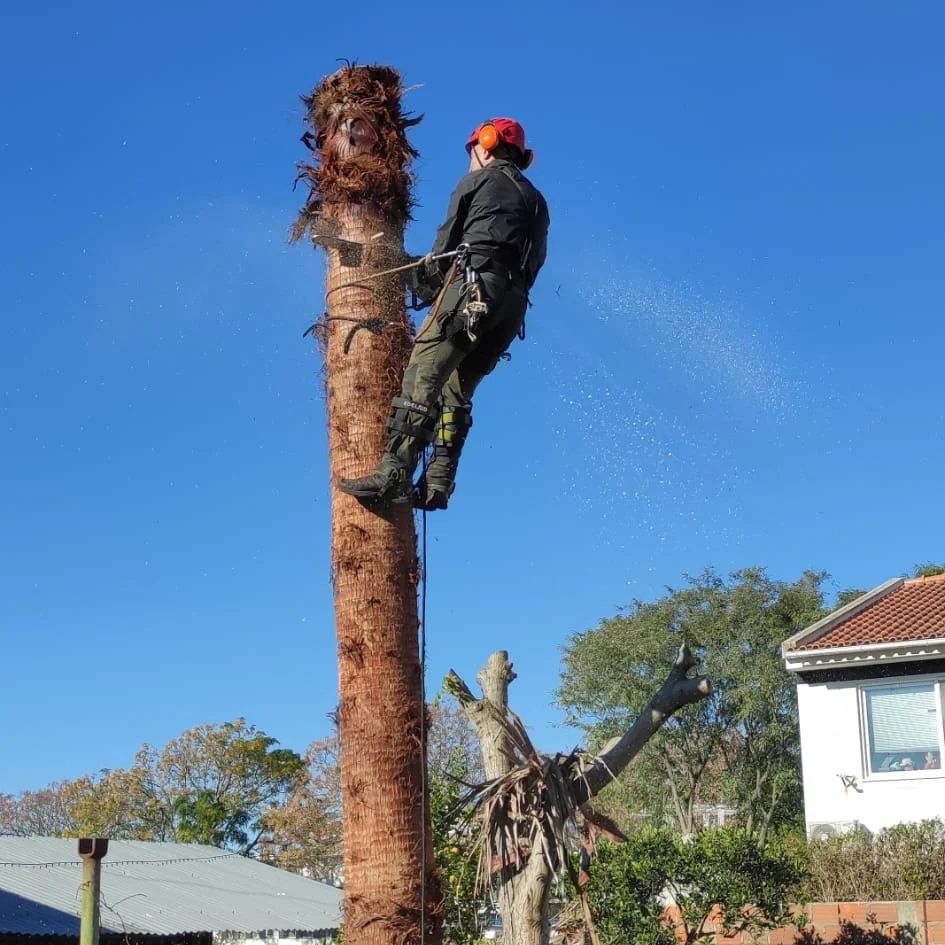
339,118,550,511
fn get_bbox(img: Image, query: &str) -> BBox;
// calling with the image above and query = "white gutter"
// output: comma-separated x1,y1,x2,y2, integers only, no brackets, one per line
784,638,945,672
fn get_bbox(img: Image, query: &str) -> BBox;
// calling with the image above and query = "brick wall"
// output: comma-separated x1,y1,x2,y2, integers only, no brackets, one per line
662,901,945,945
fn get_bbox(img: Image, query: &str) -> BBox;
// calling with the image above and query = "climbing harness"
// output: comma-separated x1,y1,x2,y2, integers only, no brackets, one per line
460,252,489,344
414,244,492,346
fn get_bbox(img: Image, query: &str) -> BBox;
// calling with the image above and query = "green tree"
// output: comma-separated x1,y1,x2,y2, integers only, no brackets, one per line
558,568,827,845
584,827,805,945
835,588,867,608
431,748,486,945
913,562,945,577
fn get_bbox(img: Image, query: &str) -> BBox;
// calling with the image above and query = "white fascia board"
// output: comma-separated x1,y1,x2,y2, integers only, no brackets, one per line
784,638,945,672
781,577,903,653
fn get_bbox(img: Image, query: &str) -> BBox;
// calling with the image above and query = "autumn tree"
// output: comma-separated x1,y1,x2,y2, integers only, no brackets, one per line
0,719,302,853
0,778,94,836
262,736,344,884
557,567,826,845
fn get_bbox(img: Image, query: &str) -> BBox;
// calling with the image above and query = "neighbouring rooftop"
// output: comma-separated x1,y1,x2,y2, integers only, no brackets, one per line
784,572,945,656
0,838,341,936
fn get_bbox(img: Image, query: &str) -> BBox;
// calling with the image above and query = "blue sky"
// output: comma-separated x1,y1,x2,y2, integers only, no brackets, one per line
2,2,943,794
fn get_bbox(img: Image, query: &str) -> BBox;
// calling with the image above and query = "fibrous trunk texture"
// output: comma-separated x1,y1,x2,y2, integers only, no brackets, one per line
294,64,439,945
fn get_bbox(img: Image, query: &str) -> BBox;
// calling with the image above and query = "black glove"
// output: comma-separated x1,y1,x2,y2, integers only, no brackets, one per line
407,253,444,307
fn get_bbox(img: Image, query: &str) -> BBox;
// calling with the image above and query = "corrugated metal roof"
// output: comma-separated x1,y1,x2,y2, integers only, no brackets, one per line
0,838,341,935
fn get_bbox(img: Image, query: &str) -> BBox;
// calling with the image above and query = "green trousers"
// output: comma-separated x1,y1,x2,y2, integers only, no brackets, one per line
388,270,528,491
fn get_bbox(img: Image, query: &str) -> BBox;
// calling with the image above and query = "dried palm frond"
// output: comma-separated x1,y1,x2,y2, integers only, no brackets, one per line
292,63,421,242
453,700,590,892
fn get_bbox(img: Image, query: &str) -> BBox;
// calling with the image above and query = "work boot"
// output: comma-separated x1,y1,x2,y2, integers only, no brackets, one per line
413,481,451,512
413,404,472,512
338,454,413,503
337,396,439,506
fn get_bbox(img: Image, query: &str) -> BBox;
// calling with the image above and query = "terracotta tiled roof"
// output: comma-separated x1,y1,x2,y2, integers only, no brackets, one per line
793,573,945,651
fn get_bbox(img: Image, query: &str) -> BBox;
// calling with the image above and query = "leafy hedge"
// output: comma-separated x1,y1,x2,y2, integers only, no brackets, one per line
803,820,945,902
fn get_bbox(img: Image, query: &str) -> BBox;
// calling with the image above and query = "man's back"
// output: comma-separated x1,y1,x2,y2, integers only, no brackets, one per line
431,159,549,289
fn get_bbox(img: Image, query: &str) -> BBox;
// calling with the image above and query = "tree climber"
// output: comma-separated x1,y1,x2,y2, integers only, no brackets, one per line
338,117,550,510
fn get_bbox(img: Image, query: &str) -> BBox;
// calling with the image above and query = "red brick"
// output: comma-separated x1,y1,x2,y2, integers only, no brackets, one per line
926,922,945,945
866,903,899,924
810,904,841,924
839,903,865,922
765,925,798,945
926,903,945,922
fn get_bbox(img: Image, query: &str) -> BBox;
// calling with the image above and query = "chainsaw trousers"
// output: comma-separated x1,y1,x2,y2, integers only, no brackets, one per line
386,270,527,477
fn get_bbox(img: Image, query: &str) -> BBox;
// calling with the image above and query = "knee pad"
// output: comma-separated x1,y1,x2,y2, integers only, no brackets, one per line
434,405,472,452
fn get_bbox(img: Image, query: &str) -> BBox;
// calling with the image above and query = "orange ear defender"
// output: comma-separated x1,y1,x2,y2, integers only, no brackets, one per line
477,122,500,152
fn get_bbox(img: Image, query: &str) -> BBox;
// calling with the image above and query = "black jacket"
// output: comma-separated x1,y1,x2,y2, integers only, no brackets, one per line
430,160,549,290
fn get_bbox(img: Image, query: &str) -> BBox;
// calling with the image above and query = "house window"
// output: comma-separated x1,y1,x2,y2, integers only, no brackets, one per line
863,682,944,775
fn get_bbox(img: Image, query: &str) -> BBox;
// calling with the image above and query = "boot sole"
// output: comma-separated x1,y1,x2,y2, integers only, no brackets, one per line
338,485,414,504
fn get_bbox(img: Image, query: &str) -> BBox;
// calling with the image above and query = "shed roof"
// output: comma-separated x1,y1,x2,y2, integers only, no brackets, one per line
0,838,341,936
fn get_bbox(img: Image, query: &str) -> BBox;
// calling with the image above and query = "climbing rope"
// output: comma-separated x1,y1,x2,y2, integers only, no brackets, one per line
306,252,463,354
414,258,462,342
419,491,429,945
304,257,427,352
324,256,427,299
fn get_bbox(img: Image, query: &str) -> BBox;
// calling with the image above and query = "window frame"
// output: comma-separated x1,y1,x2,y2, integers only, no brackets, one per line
858,674,945,781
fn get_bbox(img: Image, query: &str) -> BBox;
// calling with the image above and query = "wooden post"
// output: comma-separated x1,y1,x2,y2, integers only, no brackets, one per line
78,838,108,945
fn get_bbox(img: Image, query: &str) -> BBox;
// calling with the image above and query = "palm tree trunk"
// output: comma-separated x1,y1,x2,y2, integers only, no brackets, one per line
294,64,439,945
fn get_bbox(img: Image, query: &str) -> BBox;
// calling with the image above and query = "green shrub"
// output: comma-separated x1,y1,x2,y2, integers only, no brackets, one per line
583,827,806,945
430,751,485,945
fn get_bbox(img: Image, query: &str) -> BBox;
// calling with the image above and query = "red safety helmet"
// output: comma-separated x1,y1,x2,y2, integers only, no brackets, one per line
466,117,534,169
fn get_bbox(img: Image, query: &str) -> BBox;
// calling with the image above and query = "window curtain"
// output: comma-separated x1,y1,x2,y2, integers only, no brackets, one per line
866,683,940,753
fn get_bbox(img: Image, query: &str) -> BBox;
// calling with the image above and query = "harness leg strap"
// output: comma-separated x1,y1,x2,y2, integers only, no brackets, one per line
386,396,439,445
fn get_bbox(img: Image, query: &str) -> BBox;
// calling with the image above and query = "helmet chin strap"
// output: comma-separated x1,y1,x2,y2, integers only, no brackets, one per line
472,146,486,169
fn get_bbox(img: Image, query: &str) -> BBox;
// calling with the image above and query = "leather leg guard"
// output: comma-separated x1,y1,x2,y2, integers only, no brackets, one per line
415,404,472,511
338,397,438,504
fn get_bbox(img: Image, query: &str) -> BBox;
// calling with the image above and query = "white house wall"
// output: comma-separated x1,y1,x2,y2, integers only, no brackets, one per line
797,677,945,834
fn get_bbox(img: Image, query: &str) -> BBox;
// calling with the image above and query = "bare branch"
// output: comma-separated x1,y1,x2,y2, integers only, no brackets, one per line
581,644,711,800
